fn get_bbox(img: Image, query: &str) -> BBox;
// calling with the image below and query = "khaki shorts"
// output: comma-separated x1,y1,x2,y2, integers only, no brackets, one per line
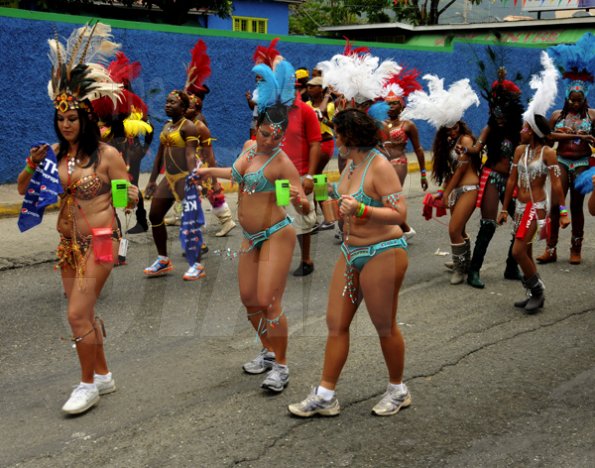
286,188,317,235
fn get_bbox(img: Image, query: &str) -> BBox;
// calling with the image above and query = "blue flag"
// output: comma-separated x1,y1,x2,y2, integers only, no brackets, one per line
179,175,205,266
18,144,63,232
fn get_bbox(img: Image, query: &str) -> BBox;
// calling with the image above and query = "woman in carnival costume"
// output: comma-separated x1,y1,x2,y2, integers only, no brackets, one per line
381,68,428,240
464,67,525,288
143,71,204,280
288,108,411,418
497,52,569,313
402,75,480,284
96,52,154,235
537,33,595,265
316,47,401,241
184,39,236,237
17,23,138,414
197,60,310,393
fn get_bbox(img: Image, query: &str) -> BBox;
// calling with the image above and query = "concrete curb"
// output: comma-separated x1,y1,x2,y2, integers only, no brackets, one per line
0,161,428,218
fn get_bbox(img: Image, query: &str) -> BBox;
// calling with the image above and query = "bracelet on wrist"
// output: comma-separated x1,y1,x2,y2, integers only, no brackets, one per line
26,157,38,169
24,165,36,175
355,202,366,218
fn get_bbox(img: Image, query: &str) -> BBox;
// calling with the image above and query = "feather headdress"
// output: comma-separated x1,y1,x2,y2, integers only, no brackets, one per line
549,32,595,97
47,22,122,114
185,39,211,97
383,67,422,102
523,51,559,138
401,75,479,128
92,52,148,119
343,36,370,58
253,37,281,68
252,60,295,110
316,54,401,104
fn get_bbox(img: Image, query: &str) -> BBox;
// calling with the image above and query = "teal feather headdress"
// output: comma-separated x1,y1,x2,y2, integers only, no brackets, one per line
252,60,295,111
549,32,595,98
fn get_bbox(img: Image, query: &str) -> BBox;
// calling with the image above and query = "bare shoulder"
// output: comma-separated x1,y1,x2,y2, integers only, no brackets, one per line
242,140,256,152
460,134,474,146
99,142,120,160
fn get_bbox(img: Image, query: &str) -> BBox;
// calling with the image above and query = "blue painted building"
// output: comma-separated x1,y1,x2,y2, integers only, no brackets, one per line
208,0,300,36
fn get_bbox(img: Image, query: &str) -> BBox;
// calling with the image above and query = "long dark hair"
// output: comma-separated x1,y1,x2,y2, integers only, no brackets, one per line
54,107,101,168
432,120,479,186
485,100,524,167
333,108,380,149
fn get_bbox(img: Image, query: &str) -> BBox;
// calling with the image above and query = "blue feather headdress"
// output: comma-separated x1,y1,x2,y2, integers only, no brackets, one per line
252,60,295,111
549,32,595,98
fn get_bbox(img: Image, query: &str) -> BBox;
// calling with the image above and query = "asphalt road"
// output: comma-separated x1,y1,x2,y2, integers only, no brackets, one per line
1,173,594,467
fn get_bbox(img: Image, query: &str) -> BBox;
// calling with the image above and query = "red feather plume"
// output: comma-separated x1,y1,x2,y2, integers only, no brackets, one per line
343,36,370,57
185,39,212,96
491,79,521,95
107,52,141,87
92,90,148,119
386,68,422,97
562,70,594,83
253,37,281,67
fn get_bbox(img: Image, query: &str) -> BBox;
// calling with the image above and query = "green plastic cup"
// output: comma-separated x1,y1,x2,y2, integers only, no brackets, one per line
275,179,290,206
111,179,130,208
313,174,328,201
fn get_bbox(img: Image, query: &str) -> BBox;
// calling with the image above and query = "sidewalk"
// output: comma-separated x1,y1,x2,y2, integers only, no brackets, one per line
0,152,429,218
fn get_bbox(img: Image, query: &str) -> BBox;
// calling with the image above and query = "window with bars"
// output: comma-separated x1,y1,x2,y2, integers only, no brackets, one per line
232,16,268,34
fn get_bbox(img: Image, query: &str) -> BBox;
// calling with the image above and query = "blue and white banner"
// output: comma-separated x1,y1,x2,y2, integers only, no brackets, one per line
179,175,205,266
18,143,63,232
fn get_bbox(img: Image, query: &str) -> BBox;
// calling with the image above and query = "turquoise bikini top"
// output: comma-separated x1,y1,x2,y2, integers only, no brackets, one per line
331,149,385,207
232,147,281,194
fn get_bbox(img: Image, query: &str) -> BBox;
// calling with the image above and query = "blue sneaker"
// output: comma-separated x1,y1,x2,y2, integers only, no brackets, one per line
144,258,173,277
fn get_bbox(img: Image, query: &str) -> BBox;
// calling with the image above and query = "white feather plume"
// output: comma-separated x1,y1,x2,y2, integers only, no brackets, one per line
401,74,480,128
381,83,404,99
523,51,559,137
317,53,401,104
47,22,122,106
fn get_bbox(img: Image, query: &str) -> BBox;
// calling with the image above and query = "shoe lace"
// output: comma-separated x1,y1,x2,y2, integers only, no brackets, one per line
301,390,324,409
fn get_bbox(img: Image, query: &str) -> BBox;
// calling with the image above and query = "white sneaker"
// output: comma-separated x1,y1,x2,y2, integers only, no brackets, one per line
94,373,116,395
183,262,206,281
403,227,416,241
372,384,412,416
62,384,100,415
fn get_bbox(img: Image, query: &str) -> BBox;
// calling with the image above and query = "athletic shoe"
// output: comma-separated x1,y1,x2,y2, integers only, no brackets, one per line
293,261,314,277
371,384,412,416
183,263,206,281
144,258,173,277
261,363,289,392
62,384,100,415
242,348,275,374
94,373,116,395
403,227,416,241
288,387,341,417
127,223,148,234
318,221,335,231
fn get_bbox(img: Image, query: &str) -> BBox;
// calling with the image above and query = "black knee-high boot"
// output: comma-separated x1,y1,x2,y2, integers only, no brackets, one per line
467,220,496,289
504,235,522,280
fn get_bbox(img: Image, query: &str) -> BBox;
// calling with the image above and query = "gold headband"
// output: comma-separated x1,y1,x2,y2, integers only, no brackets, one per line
54,92,90,113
